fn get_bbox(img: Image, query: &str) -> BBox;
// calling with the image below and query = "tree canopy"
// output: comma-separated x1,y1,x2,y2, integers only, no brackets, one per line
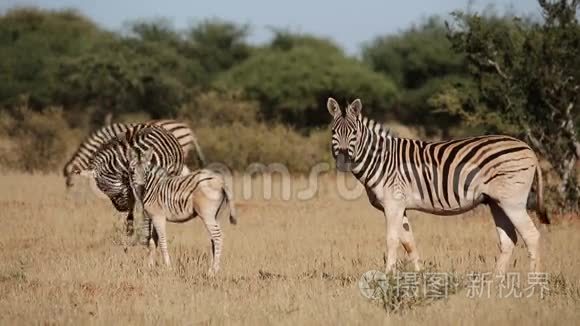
439,0,580,207
216,43,397,128
362,17,468,135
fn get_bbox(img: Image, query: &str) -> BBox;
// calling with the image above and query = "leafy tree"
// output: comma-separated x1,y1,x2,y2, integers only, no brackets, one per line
57,40,185,122
0,8,107,108
362,17,467,134
126,18,181,45
363,16,465,88
269,29,344,54
216,45,397,128
123,23,205,90
440,0,580,208
186,19,252,79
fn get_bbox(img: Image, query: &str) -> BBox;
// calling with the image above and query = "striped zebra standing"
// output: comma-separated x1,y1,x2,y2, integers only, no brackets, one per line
327,97,550,275
78,125,186,235
63,119,205,188
127,147,237,274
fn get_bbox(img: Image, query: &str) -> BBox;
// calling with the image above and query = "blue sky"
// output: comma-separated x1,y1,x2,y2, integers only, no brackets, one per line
1,0,540,54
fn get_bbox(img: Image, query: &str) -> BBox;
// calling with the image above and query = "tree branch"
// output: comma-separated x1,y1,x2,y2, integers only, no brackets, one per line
486,58,509,79
561,102,580,159
525,127,549,159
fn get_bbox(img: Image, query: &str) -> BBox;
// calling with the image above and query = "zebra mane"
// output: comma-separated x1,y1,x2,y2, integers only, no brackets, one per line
63,122,134,174
360,116,393,139
93,125,167,165
89,137,129,169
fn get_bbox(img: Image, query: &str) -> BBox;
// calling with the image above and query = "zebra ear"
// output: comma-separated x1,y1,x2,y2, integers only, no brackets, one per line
327,97,341,117
348,99,362,117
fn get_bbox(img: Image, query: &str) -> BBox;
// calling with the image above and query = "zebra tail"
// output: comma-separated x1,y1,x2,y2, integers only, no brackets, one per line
535,165,550,225
222,183,237,225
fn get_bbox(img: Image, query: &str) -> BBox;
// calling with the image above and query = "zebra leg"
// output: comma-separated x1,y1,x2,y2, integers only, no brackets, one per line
126,211,134,236
489,201,517,275
499,202,541,273
383,201,405,274
367,188,420,270
200,205,223,275
399,212,421,271
206,223,223,275
148,228,158,268
151,215,171,267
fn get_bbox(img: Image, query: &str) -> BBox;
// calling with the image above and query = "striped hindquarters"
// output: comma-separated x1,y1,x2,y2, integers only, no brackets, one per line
148,119,205,164
391,135,538,212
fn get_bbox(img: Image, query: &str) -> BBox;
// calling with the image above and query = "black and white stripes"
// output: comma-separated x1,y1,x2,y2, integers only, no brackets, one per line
80,125,186,235
63,119,204,188
127,148,237,273
328,97,549,275
75,120,236,274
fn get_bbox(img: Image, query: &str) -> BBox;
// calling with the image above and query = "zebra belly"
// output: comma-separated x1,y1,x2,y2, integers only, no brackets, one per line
153,200,197,223
165,212,197,223
407,193,487,216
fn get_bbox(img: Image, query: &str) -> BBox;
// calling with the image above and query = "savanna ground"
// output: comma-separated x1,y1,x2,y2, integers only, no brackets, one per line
0,172,579,325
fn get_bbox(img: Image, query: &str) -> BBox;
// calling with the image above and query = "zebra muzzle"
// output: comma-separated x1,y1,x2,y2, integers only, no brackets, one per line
65,177,74,188
336,152,353,172
134,184,145,201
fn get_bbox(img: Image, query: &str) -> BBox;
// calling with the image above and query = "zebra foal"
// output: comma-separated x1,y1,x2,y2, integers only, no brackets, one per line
127,148,237,274
327,97,549,275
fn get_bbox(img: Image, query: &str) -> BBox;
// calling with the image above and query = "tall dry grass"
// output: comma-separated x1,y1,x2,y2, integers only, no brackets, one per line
0,172,579,325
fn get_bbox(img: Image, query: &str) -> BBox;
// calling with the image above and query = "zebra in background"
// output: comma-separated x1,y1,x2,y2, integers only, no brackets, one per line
327,97,549,275
63,119,205,188
78,125,186,235
127,147,237,274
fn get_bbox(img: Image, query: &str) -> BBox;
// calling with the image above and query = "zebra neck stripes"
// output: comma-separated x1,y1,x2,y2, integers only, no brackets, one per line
351,117,393,188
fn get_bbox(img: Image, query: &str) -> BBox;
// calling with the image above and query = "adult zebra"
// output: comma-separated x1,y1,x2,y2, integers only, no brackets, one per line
78,125,186,235
63,119,205,188
327,97,549,275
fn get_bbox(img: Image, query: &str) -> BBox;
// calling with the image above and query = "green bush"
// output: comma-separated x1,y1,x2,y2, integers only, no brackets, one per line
216,46,397,128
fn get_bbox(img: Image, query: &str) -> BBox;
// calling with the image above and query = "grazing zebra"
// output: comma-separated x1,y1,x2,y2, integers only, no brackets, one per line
78,125,186,235
127,147,237,274
327,97,550,275
63,119,205,188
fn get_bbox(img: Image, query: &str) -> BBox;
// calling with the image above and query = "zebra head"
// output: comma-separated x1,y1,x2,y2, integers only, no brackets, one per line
63,160,86,188
127,148,154,202
328,97,363,172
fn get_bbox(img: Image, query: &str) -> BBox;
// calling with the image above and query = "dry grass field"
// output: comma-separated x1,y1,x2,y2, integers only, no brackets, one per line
0,172,579,325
